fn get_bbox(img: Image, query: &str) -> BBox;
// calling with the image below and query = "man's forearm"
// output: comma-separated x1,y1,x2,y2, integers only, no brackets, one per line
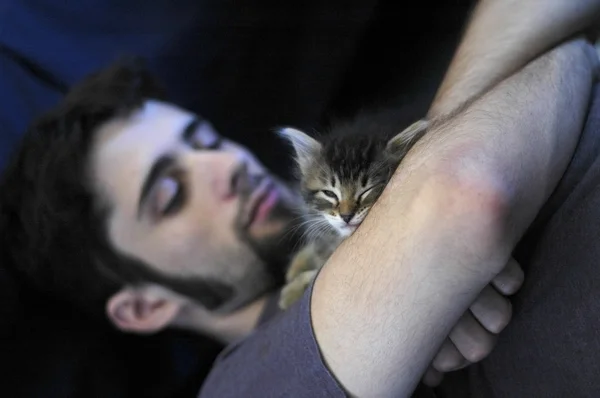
429,0,600,118
311,40,596,397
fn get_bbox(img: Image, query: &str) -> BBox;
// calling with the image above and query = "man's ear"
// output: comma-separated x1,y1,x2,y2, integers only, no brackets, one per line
106,285,182,334
277,127,321,174
386,119,430,159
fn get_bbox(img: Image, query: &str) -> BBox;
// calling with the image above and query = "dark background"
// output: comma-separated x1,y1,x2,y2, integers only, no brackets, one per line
0,0,475,396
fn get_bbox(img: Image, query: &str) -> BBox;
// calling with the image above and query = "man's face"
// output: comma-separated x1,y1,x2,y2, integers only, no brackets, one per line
90,100,300,313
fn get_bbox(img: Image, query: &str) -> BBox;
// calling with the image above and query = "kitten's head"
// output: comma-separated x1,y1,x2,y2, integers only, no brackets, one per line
279,121,425,237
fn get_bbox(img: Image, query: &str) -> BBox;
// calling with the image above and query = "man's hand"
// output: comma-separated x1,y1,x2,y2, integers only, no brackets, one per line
422,258,523,386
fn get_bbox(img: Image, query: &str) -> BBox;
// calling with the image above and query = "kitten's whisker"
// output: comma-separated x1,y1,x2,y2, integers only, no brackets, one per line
280,216,329,253
281,218,315,242
302,219,331,244
313,223,333,241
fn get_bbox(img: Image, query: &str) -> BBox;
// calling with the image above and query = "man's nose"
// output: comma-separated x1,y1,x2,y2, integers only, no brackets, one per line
229,162,264,196
186,151,248,201
229,161,248,196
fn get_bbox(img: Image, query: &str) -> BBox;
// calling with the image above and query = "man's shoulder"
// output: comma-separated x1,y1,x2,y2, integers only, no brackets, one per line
199,285,345,398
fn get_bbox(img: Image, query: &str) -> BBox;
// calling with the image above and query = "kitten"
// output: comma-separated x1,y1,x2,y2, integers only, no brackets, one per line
277,110,429,309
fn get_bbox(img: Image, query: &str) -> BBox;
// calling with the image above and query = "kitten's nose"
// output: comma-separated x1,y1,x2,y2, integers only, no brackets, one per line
340,213,354,224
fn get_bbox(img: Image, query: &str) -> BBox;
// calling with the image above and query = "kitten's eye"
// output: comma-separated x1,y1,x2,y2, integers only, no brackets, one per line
321,190,338,200
155,176,185,217
358,186,377,202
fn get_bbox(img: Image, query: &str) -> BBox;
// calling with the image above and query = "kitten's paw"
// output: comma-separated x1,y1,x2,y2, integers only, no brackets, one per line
278,270,318,310
404,119,430,137
285,245,317,282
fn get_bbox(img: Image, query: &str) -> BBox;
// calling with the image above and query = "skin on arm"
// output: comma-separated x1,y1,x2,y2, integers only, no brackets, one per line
429,0,600,118
418,0,600,380
356,0,600,387
310,38,597,397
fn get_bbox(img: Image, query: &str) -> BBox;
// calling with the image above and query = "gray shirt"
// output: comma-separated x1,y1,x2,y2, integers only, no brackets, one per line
198,284,345,397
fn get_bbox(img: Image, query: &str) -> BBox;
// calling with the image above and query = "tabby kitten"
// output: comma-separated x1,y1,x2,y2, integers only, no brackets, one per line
277,110,429,309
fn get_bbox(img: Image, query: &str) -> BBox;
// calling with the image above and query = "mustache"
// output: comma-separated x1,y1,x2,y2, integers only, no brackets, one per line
231,162,264,200
232,163,271,230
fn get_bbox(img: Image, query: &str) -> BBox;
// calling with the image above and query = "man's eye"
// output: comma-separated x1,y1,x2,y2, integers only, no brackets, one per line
204,136,223,149
191,135,223,150
156,176,185,216
321,190,338,200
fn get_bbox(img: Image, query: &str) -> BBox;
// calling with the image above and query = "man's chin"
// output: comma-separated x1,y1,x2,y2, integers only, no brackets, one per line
236,182,302,296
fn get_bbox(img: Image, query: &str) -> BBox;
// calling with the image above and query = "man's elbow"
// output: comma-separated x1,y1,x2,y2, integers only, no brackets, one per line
429,158,514,262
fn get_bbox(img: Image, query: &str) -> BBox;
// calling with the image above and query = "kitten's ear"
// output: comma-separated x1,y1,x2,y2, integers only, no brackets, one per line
277,127,322,173
386,119,429,158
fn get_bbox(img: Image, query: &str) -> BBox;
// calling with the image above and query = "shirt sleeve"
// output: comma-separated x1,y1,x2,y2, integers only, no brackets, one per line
197,284,346,397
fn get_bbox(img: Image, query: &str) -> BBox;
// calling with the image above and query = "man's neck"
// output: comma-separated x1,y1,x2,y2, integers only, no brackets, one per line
173,294,269,344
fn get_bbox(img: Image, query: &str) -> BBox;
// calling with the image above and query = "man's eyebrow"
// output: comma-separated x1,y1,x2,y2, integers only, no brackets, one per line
182,117,202,142
137,154,175,219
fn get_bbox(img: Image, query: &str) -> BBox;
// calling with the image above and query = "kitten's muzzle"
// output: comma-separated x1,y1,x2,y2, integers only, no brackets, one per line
340,212,355,224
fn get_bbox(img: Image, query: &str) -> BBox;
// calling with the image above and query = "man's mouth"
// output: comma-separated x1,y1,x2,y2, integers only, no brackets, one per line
243,179,280,228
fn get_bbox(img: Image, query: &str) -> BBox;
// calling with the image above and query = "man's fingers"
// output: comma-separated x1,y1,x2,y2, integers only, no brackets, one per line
432,339,469,372
491,257,524,295
422,366,444,387
449,312,497,363
470,285,512,334
431,260,519,378
432,260,518,376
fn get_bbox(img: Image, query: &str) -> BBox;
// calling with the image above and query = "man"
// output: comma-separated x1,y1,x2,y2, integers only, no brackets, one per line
0,58,518,393
0,1,498,396
2,2,600,398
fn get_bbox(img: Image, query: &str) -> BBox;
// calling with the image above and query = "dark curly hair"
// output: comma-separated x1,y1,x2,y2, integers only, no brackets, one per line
0,58,168,319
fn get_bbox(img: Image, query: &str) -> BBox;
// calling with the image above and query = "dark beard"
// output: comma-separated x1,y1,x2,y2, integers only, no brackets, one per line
232,170,304,288
235,197,304,287
95,240,235,311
